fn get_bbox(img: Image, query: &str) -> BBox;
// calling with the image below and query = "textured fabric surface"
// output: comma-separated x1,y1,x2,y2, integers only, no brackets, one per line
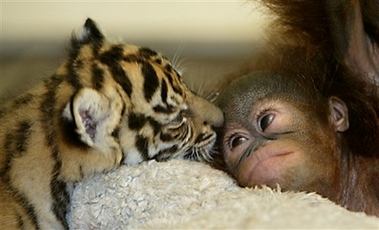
68,159,379,229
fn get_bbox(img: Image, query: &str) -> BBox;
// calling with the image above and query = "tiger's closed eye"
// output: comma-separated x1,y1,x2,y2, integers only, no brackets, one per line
168,110,190,129
172,113,184,123
174,109,191,121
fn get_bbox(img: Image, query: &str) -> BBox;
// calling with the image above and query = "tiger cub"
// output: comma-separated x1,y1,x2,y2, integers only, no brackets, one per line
0,18,224,230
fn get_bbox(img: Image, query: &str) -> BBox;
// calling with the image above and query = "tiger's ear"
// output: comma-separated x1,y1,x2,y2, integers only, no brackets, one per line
63,88,122,148
72,18,104,46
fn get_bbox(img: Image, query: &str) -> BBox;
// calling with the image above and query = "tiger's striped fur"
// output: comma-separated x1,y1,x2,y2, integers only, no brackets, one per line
0,18,224,229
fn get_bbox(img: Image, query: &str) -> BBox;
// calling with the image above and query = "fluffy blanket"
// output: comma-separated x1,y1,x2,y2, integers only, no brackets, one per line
68,159,378,229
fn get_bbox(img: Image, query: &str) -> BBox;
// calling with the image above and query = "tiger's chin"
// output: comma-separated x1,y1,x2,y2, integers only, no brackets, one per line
183,147,215,162
182,138,218,162
152,138,217,163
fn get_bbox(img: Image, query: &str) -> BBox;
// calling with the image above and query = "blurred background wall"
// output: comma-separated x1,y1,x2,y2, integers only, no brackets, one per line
1,0,267,97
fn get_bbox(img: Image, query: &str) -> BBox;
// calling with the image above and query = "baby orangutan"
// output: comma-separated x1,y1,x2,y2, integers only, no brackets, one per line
216,0,379,216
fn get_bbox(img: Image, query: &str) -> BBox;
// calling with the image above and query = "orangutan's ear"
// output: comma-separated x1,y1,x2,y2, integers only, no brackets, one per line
329,96,349,132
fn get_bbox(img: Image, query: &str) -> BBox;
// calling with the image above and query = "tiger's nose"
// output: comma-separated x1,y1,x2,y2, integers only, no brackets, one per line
207,105,224,128
189,94,224,128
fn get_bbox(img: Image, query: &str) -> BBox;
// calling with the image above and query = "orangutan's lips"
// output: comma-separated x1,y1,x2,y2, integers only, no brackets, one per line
252,152,292,170
239,144,294,184
253,147,293,169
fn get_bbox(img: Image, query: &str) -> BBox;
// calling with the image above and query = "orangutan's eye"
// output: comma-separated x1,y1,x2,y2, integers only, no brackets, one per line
229,135,248,149
258,113,275,132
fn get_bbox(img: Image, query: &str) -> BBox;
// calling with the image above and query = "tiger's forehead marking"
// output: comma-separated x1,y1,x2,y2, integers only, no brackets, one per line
52,40,189,132
91,63,105,90
53,41,187,119
142,62,159,102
